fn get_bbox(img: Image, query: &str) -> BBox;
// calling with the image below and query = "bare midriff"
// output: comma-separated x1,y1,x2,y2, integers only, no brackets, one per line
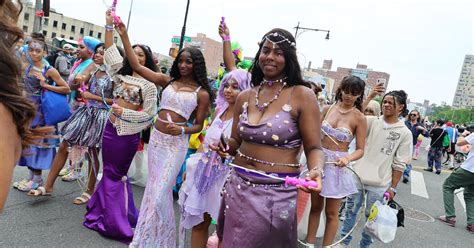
321,136,350,152
234,141,301,174
154,110,187,134
109,98,141,123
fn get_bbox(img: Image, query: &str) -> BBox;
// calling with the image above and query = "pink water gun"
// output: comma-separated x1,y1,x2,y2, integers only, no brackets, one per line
110,0,122,26
285,177,318,188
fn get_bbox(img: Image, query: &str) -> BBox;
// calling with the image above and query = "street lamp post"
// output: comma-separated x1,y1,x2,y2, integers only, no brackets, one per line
178,0,191,51
126,0,134,29
294,21,330,40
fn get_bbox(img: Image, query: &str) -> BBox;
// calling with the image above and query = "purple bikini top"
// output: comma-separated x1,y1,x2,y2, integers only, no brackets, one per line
237,99,302,149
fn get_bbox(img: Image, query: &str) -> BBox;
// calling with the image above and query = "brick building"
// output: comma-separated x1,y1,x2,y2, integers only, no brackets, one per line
17,1,122,48
306,59,390,100
171,33,223,77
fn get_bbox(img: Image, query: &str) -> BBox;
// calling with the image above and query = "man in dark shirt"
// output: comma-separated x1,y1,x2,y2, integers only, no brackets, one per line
424,120,450,174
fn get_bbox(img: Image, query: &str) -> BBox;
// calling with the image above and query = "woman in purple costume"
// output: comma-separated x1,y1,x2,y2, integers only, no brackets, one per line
82,13,158,244
305,76,367,247
15,33,71,192
211,28,325,248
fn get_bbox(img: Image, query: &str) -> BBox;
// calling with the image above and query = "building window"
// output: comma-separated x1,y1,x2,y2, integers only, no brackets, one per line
97,32,102,39
52,32,57,38
24,13,29,21
43,30,48,36
80,28,84,34
22,25,28,33
53,20,58,28
89,30,94,36
44,18,49,26
69,37,74,40
61,34,65,38
62,23,67,30
114,36,118,43
71,25,75,33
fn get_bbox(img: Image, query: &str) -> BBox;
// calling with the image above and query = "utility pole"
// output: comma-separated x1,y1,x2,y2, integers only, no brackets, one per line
179,0,191,51
33,0,42,33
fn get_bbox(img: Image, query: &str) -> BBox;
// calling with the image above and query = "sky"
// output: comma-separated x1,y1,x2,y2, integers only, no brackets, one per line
45,0,474,105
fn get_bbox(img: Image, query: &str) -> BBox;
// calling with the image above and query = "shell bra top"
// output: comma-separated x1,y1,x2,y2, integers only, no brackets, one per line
159,81,201,120
237,88,302,149
321,104,354,143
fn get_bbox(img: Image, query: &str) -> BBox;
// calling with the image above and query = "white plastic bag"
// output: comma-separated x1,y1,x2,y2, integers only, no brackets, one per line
364,199,398,243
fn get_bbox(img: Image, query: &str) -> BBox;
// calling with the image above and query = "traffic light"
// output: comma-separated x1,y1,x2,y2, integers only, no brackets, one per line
43,0,50,17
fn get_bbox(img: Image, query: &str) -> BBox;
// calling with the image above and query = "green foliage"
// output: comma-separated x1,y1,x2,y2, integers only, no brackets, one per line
428,104,474,124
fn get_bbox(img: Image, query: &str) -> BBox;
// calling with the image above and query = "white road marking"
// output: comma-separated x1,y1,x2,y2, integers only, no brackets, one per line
411,170,429,199
455,188,466,212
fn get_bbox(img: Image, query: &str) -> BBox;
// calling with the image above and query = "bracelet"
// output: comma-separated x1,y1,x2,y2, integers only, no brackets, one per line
222,36,230,42
389,187,397,194
310,167,325,179
105,24,114,31
180,126,185,135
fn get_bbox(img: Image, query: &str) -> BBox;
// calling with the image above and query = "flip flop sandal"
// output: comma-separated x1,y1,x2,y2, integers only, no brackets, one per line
27,186,52,197
73,192,91,205
17,180,42,192
59,167,71,177
61,171,81,182
13,179,29,189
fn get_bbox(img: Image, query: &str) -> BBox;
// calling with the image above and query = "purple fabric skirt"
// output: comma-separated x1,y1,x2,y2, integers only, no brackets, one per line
319,147,358,199
83,121,140,244
217,167,299,248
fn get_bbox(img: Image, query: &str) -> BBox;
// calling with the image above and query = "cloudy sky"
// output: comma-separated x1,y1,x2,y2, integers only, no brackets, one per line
46,0,473,105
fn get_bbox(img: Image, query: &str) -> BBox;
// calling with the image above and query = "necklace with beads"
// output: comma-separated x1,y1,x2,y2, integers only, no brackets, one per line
337,104,354,114
255,81,287,111
262,76,287,87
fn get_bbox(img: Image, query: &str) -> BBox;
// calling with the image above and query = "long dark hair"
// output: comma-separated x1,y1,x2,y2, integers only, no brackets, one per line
169,47,215,103
0,1,52,147
408,110,421,123
382,90,408,117
334,75,366,111
250,28,308,88
118,44,157,76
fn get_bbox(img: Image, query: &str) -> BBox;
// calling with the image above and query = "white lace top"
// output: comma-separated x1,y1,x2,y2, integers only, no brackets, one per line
104,44,158,136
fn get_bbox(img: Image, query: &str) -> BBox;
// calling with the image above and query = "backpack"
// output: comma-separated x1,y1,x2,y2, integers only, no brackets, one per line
442,132,450,147
45,52,59,67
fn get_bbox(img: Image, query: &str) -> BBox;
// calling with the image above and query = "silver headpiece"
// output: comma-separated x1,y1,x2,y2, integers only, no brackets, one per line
259,32,296,49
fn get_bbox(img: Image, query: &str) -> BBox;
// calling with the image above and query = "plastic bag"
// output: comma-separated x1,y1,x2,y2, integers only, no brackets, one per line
364,199,398,243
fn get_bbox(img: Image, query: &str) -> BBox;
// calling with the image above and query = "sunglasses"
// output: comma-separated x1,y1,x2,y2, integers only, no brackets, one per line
410,114,418,117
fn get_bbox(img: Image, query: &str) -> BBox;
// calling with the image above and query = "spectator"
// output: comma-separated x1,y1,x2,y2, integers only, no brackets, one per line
439,131,474,234
445,121,459,169
402,110,428,183
424,119,450,174
54,43,74,81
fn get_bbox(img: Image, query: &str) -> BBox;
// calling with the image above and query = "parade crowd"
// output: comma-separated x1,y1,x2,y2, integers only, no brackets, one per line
1,1,473,248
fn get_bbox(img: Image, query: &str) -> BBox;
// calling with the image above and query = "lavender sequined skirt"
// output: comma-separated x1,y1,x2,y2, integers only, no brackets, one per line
178,151,230,229
217,167,298,248
319,147,357,199
61,105,109,147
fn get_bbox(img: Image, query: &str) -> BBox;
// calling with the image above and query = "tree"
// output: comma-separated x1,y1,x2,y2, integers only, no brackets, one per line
428,105,474,125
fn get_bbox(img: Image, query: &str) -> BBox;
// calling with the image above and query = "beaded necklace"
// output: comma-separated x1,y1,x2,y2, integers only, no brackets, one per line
255,82,287,111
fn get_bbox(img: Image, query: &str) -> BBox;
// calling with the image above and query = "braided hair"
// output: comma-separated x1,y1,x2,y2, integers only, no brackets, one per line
382,90,408,117
334,75,366,111
250,28,308,88
170,47,215,103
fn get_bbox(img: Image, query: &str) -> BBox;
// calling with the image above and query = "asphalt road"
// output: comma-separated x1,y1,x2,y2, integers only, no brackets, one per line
1,140,472,247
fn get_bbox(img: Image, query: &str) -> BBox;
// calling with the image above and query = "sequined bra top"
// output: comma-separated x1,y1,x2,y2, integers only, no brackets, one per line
320,105,354,143
113,83,143,106
160,82,201,120
237,90,302,149
88,68,113,107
